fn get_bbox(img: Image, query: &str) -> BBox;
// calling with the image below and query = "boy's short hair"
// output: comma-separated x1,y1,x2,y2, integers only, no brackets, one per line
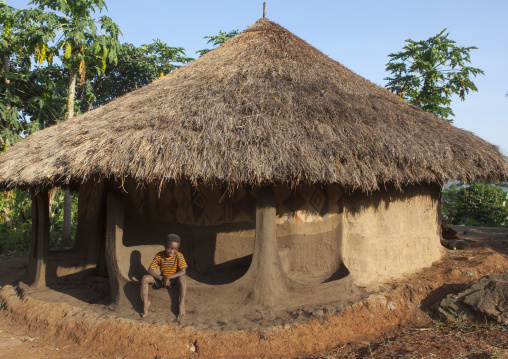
165,234,181,246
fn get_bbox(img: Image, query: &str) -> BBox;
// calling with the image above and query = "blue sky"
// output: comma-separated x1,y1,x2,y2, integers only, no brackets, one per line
10,0,508,155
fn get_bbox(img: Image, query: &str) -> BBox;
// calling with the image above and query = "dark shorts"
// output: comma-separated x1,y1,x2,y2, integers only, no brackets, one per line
153,277,178,289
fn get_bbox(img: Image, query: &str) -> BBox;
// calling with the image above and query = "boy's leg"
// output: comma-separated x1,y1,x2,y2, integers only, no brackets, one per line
140,274,155,317
177,275,187,318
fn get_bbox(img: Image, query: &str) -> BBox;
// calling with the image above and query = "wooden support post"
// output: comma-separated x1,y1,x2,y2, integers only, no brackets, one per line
32,190,50,288
105,191,127,305
247,187,286,306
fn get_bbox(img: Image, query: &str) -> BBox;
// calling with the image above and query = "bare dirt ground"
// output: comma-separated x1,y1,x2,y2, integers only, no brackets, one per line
0,225,507,358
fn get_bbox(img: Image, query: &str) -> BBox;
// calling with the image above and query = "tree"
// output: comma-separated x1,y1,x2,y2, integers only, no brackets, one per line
385,29,484,122
16,64,68,128
442,182,508,227
0,1,17,126
28,0,121,121
0,2,41,143
28,0,121,246
76,41,192,113
76,43,154,112
196,29,239,56
142,38,193,76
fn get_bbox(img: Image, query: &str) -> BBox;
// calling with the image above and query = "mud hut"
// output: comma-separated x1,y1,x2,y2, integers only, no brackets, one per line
0,18,506,311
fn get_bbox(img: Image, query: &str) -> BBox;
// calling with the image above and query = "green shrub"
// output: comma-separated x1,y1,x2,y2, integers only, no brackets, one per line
442,181,508,227
0,188,78,255
0,189,32,254
49,189,78,249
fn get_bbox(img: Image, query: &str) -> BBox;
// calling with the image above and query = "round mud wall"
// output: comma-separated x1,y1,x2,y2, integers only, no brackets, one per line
342,184,444,287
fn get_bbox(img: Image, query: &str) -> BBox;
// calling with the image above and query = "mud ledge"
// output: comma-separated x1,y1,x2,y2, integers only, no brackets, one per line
1,245,507,358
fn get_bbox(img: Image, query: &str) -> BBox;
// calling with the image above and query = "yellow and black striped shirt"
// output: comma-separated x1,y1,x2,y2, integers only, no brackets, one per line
149,251,188,276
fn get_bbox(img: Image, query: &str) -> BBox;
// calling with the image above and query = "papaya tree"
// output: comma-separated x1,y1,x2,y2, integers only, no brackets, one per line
196,29,239,57
77,41,193,113
28,0,121,246
385,29,484,123
142,38,193,77
28,0,121,121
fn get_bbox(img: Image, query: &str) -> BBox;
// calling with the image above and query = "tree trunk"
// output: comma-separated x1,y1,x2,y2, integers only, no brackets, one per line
3,52,10,110
66,71,77,121
62,71,78,247
1,189,12,228
47,187,57,218
62,187,72,247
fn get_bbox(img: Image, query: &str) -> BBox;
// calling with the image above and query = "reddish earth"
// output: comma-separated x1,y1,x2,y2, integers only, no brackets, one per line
0,225,507,358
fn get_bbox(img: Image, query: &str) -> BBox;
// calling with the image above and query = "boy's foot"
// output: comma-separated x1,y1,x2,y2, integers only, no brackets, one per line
178,303,186,319
141,301,151,318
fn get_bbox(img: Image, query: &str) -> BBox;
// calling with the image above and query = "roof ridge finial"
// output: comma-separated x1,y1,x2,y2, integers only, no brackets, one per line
263,2,267,18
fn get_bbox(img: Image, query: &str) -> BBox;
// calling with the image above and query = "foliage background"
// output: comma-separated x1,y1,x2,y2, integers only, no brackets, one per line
0,188,78,254
441,182,508,228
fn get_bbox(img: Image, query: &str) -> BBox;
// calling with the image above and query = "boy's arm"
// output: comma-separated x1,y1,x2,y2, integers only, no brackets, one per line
164,268,186,280
162,253,187,283
148,267,163,281
161,268,185,287
148,255,162,281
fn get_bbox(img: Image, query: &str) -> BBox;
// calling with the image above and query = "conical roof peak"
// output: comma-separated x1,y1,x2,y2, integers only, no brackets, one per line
244,18,287,33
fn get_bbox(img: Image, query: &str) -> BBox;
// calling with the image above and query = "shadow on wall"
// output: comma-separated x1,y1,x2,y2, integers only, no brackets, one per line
128,250,148,281
120,213,346,286
322,263,350,283
345,183,441,215
185,255,251,285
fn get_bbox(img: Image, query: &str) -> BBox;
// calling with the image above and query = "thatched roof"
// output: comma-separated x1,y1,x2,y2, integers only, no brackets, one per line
0,18,506,191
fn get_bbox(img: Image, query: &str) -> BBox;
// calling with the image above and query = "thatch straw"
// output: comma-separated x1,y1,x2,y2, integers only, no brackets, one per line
0,18,506,191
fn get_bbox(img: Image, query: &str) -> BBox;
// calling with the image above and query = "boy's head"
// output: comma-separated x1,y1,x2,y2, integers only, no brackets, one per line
164,234,180,257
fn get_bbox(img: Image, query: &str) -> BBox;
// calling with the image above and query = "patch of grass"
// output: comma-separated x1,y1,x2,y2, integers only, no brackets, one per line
433,317,468,332
487,352,503,359
0,222,31,255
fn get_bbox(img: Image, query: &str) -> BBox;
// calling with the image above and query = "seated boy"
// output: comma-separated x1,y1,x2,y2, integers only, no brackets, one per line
140,234,188,318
